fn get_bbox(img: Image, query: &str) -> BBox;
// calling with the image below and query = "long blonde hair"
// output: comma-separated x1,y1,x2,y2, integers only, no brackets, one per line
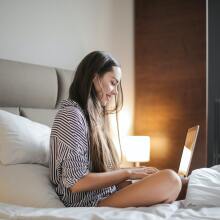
69,51,123,172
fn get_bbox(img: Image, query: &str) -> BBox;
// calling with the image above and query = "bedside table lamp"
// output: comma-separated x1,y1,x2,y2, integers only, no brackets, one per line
123,136,150,167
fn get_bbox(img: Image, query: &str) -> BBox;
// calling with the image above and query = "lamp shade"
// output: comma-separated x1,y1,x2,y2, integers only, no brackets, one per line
123,136,150,162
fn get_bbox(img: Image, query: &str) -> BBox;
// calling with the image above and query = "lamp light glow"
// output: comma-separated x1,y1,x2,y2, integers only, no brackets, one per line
123,136,150,166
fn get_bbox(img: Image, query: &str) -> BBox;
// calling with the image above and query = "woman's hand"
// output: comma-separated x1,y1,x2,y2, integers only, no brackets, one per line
125,166,159,180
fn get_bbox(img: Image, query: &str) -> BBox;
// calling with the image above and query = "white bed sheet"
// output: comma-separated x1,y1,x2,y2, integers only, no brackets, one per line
1,162,220,220
0,201,219,220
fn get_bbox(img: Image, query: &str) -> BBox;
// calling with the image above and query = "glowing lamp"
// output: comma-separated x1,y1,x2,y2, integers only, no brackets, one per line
123,136,150,167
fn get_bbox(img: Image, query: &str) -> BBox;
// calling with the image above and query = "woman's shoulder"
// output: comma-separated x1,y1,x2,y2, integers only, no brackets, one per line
51,99,89,146
59,99,82,110
54,99,87,126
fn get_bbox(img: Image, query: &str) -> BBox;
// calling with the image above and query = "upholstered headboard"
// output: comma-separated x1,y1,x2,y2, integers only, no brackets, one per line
0,59,75,127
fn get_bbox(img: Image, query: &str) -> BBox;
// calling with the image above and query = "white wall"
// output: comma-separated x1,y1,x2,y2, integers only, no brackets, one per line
0,0,134,135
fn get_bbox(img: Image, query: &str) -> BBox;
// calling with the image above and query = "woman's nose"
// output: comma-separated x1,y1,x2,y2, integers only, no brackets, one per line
112,87,118,95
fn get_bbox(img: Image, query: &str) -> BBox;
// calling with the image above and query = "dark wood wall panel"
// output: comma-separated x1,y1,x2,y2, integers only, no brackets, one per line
208,0,220,166
135,0,206,172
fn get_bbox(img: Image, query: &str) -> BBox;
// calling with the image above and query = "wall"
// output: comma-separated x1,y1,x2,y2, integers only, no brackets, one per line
0,0,134,146
208,0,220,166
135,0,206,171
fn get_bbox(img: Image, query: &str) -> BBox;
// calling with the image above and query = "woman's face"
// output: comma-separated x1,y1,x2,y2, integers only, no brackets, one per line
93,66,122,106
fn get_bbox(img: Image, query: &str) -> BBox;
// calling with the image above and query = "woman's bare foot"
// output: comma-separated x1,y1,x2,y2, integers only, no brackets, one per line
176,176,189,200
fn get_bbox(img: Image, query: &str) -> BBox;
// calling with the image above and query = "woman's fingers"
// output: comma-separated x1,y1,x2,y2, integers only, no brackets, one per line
143,167,159,174
123,166,160,180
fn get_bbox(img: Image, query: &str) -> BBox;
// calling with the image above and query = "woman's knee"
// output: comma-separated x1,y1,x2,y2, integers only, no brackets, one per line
160,169,182,199
161,169,181,184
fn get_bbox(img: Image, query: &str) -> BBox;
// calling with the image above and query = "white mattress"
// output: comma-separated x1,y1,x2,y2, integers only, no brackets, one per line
0,201,219,220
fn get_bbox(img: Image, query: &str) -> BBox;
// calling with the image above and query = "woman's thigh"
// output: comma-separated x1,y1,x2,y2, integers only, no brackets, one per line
98,169,182,208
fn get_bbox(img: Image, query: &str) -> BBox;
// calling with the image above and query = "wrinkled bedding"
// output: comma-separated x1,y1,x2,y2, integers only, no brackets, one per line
1,165,220,220
0,200,219,220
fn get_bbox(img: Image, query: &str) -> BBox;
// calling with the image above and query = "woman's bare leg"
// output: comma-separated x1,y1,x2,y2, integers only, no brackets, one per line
98,169,182,208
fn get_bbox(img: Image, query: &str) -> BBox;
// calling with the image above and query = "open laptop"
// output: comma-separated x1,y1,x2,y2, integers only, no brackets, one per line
131,125,199,183
178,125,200,177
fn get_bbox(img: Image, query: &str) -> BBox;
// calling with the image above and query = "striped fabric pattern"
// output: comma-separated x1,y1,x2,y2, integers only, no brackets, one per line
49,99,117,207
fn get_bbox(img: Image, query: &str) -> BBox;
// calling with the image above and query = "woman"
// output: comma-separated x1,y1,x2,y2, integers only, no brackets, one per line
49,51,183,208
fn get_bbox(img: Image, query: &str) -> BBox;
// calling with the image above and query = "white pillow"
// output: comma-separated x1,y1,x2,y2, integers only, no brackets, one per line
184,165,220,207
0,164,64,208
0,110,50,166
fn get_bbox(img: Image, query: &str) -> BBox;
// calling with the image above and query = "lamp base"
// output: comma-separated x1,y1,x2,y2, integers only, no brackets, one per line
135,162,140,167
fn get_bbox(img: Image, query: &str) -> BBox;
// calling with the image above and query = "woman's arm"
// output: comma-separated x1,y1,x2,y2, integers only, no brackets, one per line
69,169,129,193
69,167,158,193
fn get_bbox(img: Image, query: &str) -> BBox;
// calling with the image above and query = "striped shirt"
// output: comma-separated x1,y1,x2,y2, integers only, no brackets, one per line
49,99,117,207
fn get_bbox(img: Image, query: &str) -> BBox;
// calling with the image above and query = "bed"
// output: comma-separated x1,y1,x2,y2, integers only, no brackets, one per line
0,58,220,220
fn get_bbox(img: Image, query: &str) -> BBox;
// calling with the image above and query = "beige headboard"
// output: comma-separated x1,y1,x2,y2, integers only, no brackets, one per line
0,59,75,127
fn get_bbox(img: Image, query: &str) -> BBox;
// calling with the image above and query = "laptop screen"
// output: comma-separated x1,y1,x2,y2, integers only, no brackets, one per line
178,125,200,177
